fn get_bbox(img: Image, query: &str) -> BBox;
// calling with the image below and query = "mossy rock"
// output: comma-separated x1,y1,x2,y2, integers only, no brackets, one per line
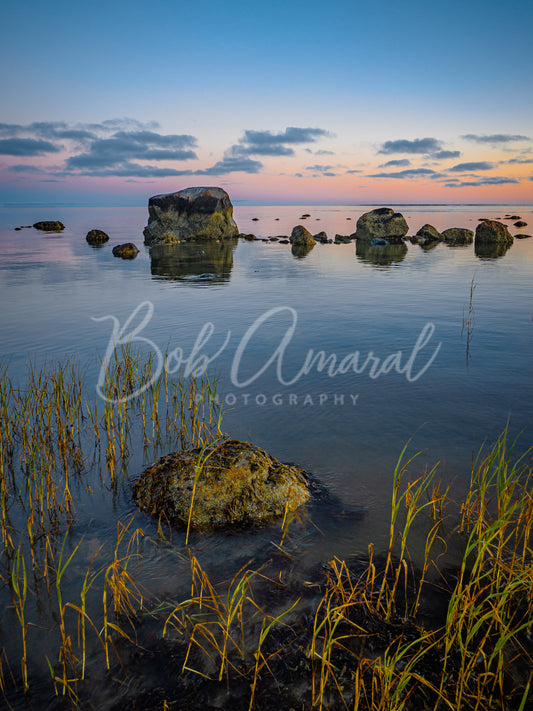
33,221,65,232
132,439,310,531
112,243,139,259
86,229,110,245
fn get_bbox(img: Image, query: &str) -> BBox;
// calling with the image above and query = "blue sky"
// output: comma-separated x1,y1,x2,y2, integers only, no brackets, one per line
1,0,532,204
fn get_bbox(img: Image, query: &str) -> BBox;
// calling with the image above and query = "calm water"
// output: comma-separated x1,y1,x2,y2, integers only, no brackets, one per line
1,203,532,705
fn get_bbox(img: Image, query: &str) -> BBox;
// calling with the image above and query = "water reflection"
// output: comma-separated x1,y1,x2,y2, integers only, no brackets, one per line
355,241,408,267
291,243,315,258
149,239,237,282
474,243,512,260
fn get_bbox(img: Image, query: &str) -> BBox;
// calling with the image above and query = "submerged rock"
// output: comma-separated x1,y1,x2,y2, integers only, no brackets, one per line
112,243,139,259
132,439,310,531
370,237,389,246
290,225,315,247
33,221,65,232
475,220,513,246
442,228,474,244
143,187,239,245
354,208,408,243
86,229,110,245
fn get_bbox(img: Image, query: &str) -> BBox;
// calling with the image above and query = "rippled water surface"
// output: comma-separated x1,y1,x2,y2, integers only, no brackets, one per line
0,203,532,705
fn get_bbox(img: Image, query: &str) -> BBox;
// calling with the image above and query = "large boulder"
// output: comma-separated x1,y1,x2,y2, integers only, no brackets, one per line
290,225,315,247
354,208,408,243
475,220,513,246
143,187,239,245
132,439,310,531
442,228,474,244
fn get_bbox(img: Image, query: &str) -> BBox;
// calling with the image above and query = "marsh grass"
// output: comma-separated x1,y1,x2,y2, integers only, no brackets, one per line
1,348,532,710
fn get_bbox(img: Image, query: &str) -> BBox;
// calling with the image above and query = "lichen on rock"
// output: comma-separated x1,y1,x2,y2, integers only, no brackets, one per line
143,187,239,245
132,439,310,531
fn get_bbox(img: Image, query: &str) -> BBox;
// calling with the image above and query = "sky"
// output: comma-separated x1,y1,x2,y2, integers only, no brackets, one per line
1,0,532,205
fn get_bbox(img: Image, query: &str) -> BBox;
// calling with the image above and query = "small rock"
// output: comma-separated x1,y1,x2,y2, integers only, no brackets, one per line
112,243,139,259
252,217,259,221
33,221,65,232
86,229,110,245
515,234,531,239
279,239,289,244
416,224,443,243
504,215,521,220
290,225,315,248
442,228,474,244
514,221,527,228
240,233,257,241
314,231,329,243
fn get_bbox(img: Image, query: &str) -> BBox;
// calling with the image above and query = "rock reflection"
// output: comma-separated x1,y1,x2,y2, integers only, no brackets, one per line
355,241,408,267
474,243,512,260
150,239,237,283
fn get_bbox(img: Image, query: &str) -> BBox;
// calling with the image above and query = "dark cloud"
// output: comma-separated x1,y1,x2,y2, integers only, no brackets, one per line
505,157,533,164
462,133,530,144
70,162,192,178
8,164,46,173
232,126,332,157
0,138,61,156
243,127,330,147
197,157,263,175
449,161,494,172
378,138,442,155
346,169,362,174
368,168,437,179
444,176,520,187
432,150,461,160
380,159,411,168
66,131,198,169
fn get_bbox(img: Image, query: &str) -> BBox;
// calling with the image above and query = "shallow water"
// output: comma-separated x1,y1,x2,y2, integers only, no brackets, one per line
0,203,532,706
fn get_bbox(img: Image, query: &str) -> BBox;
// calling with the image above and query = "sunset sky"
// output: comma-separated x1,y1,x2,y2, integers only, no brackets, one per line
1,0,532,205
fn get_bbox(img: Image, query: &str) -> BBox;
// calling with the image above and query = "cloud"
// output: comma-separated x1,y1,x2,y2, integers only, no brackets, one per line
378,138,443,155
505,157,533,164
432,150,461,160
444,176,520,187
346,169,362,174
66,130,198,169
0,138,61,156
68,162,193,178
379,159,411,168
462,133,530,144
8,164,47,173
197,157,263,175
368,168,437,179
232,126,332,157
449,161,494,172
